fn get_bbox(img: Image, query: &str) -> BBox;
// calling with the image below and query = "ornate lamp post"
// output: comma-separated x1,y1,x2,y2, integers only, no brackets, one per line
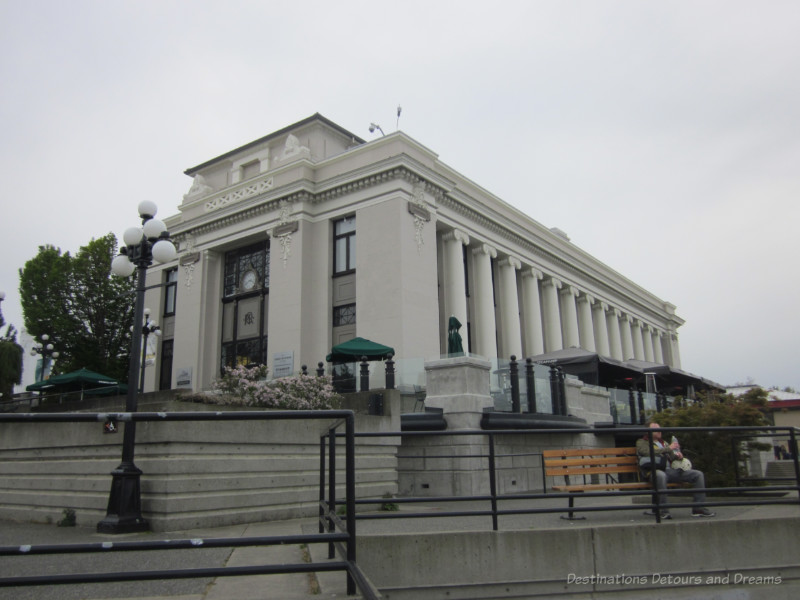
31,334,59,382
97,201,176,534
138,308,161,393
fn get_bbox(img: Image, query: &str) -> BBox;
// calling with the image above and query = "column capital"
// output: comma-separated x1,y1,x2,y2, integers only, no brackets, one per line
442,228,470,246
499,256,521,270
542,277,562,290
578,293,594,305
522,267,543,280
612,308,622,318
560,285,579,298
472,243,497,259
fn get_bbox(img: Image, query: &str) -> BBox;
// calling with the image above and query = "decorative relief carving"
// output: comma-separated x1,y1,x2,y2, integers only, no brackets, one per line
205,177,274,212
408,183,431,253
179,236,200,289
271,199,299,268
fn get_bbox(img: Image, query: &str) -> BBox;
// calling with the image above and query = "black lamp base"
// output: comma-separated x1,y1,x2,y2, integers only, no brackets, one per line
96,463,150,534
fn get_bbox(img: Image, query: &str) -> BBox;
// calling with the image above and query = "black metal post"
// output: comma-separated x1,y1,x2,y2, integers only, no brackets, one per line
549,367,560,415
138,329,149,394
97,265,149,534
359,357,369,392
628,388,637,425
345,414,357,595
558,368,567,416
488,433,498,531
316,362,325,377
509,355,520,413
301,364,308,376
789,429,800,508
637,390,646,425
385,353,395,390
525,358,536,413
327,428,336,559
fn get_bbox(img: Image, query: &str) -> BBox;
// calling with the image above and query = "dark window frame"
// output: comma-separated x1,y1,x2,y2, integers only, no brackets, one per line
333,216,356,276
163,268,178,317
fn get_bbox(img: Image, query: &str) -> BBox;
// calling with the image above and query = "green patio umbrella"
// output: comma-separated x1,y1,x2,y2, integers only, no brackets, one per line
326,337,395,362
26,367,122,400
447,316,464,356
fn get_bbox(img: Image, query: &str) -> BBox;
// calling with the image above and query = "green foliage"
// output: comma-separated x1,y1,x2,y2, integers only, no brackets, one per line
19,234,136,382
0,307,23,399
655,389,771,488
0,339,23,400
57,508,76,527
380,492,399,511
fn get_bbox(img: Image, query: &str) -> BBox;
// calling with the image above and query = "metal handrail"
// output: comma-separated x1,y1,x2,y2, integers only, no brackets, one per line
322,424,800,530
0,410,378,599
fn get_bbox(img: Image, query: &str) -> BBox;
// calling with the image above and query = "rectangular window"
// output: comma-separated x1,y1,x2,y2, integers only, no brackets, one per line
333,216,356,275
241,160,260,180
159,339,174,390
333,303,356,326
163,268,178,316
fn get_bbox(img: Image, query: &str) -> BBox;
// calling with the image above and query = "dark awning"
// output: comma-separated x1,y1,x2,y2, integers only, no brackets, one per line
528,348,642,388
325,337,395,363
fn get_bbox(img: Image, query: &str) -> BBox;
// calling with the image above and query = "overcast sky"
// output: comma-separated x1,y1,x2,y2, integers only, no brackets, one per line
1,0,798,390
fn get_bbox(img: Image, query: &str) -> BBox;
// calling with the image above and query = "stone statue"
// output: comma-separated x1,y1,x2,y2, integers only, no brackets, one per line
280,134,310,162
184,174,214,199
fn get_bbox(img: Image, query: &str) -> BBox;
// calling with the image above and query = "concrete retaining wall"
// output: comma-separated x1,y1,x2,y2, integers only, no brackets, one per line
359,517,800,599
0,393,402,531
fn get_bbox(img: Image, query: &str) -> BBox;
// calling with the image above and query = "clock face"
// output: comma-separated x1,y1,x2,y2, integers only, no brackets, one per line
242,270,257,291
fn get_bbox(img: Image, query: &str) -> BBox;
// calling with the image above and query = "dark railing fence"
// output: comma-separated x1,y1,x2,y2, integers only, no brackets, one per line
326,425,800,528
0,410,379,600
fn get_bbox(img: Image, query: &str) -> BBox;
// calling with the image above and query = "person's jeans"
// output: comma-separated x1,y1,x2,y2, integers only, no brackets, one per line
650,467,706,507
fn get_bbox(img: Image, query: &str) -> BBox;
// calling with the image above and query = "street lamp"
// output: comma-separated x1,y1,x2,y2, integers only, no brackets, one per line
138,308,161,393
97,200,176,534
31,334,59,382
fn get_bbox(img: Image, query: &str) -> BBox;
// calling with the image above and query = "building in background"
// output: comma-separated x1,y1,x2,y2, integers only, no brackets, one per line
142,114,686,394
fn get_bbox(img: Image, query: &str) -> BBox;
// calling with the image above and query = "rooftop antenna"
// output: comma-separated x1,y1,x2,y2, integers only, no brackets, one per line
396,105,402,130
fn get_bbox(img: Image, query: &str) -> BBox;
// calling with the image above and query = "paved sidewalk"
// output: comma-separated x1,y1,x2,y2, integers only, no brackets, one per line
1,495,798,599
0,518,349,600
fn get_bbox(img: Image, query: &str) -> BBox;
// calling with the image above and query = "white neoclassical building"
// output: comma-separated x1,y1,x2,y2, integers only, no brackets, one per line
142,114,684,393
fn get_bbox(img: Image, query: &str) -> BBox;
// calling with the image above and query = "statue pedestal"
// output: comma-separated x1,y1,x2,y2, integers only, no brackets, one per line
424,355,493,430
397,356,495,497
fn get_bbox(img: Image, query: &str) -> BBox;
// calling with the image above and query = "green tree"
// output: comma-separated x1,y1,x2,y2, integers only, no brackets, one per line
19,234,136,382
655,389,771,488
0,306,24,400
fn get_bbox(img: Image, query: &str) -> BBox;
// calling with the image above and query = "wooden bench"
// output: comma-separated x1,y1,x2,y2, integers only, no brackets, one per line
543,447,683,519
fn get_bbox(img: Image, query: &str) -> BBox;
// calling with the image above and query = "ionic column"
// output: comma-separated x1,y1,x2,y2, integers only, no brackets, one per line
471,244,497,359
442,229,470,349
653,330,664,364
620,314,634,360
666,332,682,369
576,294,596,352
593,301,610,357
632,319,645,360
643,325,655,363
541,277,563,352
498,257,522,360
606,308,623,360
560,285,580,348
521,268,545,357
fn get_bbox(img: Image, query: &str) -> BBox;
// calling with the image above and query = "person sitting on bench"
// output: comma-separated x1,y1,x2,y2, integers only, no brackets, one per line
636,422,715,519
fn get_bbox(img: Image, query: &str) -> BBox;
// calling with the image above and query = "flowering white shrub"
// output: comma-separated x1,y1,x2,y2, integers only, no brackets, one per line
211,364,342,410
